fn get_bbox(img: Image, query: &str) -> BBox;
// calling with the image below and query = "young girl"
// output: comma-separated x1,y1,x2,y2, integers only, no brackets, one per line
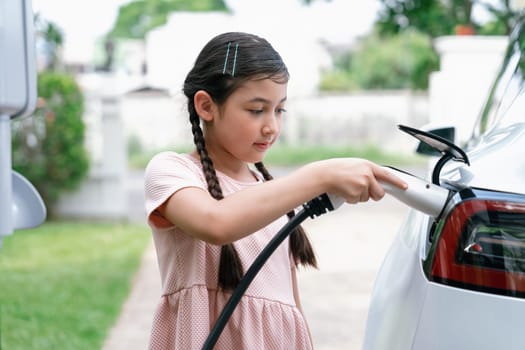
144,31,406,349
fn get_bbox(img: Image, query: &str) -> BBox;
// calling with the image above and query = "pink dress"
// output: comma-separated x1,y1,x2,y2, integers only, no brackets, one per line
144,152,313,350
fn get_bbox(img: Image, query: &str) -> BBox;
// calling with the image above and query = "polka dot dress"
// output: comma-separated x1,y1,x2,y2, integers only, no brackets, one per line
144,152,313,350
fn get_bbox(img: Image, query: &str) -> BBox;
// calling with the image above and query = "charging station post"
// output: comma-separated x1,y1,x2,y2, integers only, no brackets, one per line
0,0,45,246
0,113,13,238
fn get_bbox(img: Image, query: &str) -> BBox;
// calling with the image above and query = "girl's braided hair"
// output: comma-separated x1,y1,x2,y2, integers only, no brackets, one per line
183,32,317,290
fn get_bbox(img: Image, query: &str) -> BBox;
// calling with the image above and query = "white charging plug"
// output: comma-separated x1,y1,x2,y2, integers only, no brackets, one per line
381,166,450,218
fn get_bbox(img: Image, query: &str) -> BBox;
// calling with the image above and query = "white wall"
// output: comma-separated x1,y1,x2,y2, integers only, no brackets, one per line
119,89,429,155
53,74,128,220
428,35,508,144
121,91,192,150
286,91,429,153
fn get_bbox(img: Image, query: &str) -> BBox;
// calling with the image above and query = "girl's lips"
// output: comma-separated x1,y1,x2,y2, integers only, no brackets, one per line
253,142,271,151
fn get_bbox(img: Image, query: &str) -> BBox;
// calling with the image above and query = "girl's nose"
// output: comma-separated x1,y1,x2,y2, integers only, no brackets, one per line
263,114,279,136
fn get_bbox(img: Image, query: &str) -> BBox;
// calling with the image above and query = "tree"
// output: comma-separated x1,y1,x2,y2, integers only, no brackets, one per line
12,73,89,215
34,14,64,70
109,0,333,39
478,0,522,35
300,0,332,4
11,17,90,216
375,0,519,37
109,0,228,39
320,29,439,91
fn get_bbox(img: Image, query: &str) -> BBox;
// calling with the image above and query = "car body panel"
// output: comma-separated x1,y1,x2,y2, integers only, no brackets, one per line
442,124,525,195
413,284,525,349
364,15,525,350
363,210,429,350
365,194,525,350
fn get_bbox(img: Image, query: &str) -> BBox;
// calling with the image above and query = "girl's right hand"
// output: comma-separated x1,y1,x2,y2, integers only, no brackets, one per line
310,158,408,204
156,156,407,245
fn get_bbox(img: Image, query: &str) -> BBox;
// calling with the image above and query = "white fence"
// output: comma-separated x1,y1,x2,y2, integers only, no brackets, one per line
120,89,429,154
284,91,429,153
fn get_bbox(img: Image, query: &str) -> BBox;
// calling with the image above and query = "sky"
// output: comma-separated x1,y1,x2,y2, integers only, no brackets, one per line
30,0,382,63
31,0,132,62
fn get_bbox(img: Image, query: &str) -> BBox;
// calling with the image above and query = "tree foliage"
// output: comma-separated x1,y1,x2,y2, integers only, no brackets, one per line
109,0,228,39
376,0,520,37
12,18,90,215
109,0,333,39
325,0,522,92
479,0,523,35
12,73,89,215
320,29,439,91
376,0,476,37
34,14,64,70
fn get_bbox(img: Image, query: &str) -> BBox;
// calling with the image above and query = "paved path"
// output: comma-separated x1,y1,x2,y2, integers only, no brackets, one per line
101,239,159,350
298,197,408,350
101,171,159,350
102,168,414,349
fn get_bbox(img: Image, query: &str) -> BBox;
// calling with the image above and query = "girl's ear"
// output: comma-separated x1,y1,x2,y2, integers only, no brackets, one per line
194,90,217,122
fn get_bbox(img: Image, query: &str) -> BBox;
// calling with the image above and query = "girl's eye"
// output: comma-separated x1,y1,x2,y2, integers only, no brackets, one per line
248,109,264,115
277,108,287,114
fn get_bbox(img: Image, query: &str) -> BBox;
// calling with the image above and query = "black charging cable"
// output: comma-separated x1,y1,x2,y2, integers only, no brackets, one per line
201,193,338,350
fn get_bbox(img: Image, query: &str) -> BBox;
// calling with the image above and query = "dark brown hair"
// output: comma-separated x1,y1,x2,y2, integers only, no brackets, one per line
183,32,317,290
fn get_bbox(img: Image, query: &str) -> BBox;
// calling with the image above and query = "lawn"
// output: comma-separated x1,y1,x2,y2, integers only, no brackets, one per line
0,221,151,350
129,143,425,169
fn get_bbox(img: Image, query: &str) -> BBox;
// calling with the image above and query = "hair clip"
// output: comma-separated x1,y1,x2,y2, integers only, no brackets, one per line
223,42,231,74
222,42,239,76
231,43,239,77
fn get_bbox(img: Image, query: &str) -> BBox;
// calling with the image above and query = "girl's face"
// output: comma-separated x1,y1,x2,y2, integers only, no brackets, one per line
205,78,287,165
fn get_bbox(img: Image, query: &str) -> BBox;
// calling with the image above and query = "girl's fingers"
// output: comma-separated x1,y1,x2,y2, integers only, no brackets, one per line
374,166,408,190
368,179,386,201
359,190,370,203
329,159,407,204
364,163,407,202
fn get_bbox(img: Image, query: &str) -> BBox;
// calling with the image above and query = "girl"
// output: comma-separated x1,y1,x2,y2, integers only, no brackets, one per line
144,31,406,349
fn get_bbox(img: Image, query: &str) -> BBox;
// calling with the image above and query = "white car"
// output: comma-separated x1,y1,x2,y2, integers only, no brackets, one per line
363,16,525,350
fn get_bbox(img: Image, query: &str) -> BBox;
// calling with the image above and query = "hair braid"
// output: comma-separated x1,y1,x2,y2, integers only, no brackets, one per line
182,32,292,289
189,106,244,290
255,162,318,268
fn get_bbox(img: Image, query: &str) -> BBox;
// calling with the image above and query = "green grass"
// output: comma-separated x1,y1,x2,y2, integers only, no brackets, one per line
262,144,425,167
129,144,425,169
0,221,151,350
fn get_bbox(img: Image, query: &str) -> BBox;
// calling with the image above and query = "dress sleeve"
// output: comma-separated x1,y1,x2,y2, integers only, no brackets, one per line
144,152,206,229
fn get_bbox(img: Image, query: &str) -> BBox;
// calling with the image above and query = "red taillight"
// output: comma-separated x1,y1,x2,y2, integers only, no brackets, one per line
429,198,525,297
